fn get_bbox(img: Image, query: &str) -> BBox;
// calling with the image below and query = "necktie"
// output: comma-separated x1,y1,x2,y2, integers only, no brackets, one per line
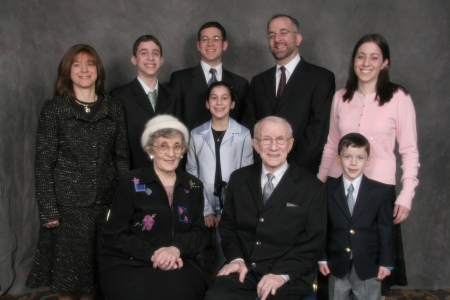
208,68,217,86
347,184,355,215
276,66,286,103
148,90,157,112
262,173,275,205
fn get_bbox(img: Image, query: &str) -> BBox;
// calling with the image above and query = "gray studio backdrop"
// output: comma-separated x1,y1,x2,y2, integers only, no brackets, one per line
1,0,449,294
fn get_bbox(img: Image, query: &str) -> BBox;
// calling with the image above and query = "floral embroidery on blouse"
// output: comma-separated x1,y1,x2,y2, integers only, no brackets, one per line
178,206,189,223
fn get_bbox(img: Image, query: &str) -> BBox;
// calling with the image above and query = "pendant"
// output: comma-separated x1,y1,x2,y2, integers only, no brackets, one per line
217,138,220,141
85,106,90,113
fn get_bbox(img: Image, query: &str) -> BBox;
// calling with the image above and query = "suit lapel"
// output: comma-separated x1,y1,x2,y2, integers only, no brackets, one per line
262,164,299,211
201,121,216,155
351,175,374,224
331,176,352,221
276,58,307,111
263,68,277,112
192,64,208,100
247,165,264,211
132,78,155,115
155,83,170,113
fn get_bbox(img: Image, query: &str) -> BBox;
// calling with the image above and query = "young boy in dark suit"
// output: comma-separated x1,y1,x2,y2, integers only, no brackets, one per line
318,133,394,300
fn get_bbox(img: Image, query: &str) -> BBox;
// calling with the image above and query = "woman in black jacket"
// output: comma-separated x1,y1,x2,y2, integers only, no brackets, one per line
26,44,129,300
100,115,208,300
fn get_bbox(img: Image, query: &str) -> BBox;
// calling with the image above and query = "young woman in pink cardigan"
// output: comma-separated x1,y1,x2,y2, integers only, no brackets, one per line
318,34,419,297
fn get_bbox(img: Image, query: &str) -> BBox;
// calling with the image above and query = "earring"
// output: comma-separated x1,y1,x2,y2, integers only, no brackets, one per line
180,155,183,159
149,155,154,161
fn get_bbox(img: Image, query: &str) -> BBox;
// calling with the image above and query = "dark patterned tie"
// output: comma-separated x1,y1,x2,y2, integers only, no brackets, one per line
276,66,286,103
208,68,217,86
262,173,275,205
347,184,355,215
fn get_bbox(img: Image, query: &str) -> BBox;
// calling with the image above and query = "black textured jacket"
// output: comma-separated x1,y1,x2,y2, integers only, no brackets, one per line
35,93,129,223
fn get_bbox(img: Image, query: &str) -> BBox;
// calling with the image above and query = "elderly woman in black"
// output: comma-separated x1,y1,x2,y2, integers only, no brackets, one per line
26,44,129,300
100,115,208,300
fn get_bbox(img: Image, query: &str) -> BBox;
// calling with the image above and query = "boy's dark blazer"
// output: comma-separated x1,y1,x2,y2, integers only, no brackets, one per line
110,78,181,169
320,175,395,280
169,64,249,130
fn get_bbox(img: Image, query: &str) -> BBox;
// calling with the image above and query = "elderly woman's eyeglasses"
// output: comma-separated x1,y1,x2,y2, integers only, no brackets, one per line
152,143,185,154
254,137,292,145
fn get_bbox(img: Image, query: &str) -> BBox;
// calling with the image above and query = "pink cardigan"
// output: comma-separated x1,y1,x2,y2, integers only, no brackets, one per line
318,88,419,209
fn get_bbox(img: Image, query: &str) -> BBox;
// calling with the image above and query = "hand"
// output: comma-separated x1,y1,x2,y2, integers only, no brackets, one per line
216,215,221,225
376,266,391,280
393,204,411,224
319,263,330,276
151,246,181,270
43,220,59,228
257,274,286,300
204,215,219,228
217,260,248,283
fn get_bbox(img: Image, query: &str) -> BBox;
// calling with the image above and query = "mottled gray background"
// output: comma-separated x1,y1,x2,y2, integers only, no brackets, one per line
0,0,449,294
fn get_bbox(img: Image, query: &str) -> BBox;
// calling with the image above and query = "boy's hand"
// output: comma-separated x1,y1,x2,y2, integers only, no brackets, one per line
376,266,391,280
319,263,330,276
204,215,219,227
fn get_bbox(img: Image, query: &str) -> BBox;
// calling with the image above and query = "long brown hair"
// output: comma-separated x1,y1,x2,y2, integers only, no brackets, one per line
53,44,105,99
342,34,408,106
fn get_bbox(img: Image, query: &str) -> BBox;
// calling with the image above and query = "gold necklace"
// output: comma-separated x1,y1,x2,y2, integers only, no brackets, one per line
74,96,98,113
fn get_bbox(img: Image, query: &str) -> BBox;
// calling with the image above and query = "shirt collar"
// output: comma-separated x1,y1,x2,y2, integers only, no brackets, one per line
276,54,300,77
261,161,289,182
200,61,223,81
342,174,363,194
137,76,158,94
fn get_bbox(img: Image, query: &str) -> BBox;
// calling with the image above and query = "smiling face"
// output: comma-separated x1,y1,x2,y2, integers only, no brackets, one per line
252,120,293,173
70,52,98,92
206,85,235,121
267,16,302,66
336,145,371,181
131,41,164,79
354,41,389,88
196,27,228,67
148,134,184,175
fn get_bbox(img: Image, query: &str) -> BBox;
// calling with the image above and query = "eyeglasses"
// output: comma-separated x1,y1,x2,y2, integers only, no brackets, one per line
152,144,185,154
200,36,223,43
266,29,297,40
254,137,293,145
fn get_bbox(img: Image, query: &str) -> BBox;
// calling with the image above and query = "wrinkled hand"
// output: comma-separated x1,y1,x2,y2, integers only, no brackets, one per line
319,263,330,276
217,260,248,283
393,204,411,224
43,220,59,228
204,215,219,228
376,266,391,280
151,246,182,270
257,274,286,300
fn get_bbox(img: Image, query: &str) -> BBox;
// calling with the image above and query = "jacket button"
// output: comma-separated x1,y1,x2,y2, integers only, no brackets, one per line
256,241,261,245
350,230,355,234
251,262,256,267
346,248,351,252
259,217,264,222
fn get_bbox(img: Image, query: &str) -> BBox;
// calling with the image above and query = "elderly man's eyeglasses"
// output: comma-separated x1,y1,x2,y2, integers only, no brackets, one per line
152,144,185,154
266,30,297,40
254,137,292,145
200,36,222,43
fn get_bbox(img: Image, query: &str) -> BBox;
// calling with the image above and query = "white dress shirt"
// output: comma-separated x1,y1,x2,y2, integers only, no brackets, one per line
137,76,158,95
200,60,223,83
275,54,301,95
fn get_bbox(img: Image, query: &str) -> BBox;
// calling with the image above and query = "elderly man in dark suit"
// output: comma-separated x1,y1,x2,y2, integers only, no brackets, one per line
169,21,249,131
110,35,181,169
205,116,327,300
242,14,335,175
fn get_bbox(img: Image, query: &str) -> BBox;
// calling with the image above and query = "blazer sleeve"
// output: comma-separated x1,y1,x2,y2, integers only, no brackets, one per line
271,183,327,281
102,176,158,263
296,70,335,173
34,100,61,223
112,100,130,175
240,130,254,167
377,186,395,267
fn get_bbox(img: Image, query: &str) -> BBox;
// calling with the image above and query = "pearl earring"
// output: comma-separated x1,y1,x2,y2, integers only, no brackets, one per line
149,155,154,160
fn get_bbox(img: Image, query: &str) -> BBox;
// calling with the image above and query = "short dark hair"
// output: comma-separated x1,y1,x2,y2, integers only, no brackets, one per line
343,33,408,106
198,22,227,41
53,44,105,99
132,35,163,57
267,14,300,33
338,133,370,156
207,81,238,103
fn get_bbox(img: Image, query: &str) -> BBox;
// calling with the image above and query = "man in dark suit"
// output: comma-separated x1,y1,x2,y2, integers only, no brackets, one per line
242,14,335,175
169,21,249,131
111,35,181,169
205,116,327,300
318,133,394,300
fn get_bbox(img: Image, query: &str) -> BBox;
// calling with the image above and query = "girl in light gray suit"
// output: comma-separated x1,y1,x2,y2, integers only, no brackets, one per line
187,81,253,281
